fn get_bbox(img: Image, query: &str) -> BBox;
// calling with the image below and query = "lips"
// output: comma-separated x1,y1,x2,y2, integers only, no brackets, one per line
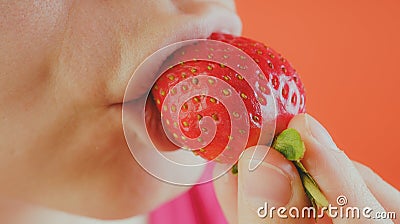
120,5,242,155
117,4,242,105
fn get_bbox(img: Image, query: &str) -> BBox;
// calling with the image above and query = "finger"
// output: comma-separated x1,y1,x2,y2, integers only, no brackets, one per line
288,114,389,224
213,169,238,224
237,146,314,224
353,161,400,214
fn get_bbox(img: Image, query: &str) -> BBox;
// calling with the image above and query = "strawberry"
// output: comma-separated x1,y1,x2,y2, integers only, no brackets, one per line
151,33,305,162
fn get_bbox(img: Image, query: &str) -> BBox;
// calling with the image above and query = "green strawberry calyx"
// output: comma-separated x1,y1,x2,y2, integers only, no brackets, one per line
233,128,329,214
273,128,329,212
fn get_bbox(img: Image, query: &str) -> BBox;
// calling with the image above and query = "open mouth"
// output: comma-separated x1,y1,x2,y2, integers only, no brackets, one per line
120,30,238,105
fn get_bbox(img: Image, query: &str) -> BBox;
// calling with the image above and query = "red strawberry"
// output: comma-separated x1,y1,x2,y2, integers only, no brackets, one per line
151,33,305,162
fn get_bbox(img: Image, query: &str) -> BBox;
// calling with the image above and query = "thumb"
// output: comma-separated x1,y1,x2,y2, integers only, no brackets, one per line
288,114,388,223
237,146,314,224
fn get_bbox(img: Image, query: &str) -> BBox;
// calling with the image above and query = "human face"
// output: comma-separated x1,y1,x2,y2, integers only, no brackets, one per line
0,0,241,219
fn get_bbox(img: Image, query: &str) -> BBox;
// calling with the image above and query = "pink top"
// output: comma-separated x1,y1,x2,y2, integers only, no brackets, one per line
149,165,227,224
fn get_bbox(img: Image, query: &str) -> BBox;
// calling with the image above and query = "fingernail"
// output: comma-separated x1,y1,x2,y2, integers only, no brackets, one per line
240,160,292,208
305,114,339,150
248,145,271,171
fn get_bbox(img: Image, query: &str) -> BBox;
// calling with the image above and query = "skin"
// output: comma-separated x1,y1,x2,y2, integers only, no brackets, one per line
215,114,400,224
0,0,241,220
1,1,398,223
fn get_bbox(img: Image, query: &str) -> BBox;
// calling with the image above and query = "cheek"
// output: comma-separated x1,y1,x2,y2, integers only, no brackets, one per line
0,1,69,70
0,1,71,114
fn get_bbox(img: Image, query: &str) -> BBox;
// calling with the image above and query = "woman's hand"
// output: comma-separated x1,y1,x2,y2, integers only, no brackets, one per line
214,114,399,223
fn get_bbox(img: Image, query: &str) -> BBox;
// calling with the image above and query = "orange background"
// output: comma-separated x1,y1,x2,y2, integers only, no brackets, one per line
236,0,399,188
